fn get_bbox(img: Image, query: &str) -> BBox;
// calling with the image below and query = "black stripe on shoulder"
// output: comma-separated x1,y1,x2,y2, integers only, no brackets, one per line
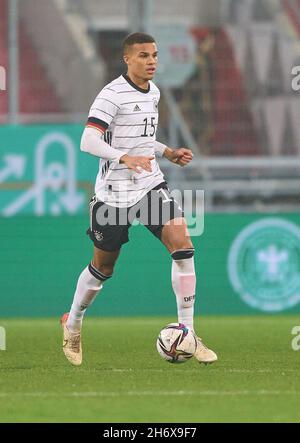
103,87,118,93
95,98,120,109
110,82,127,87
117,90,139,94
90,109,115,118
87,117,109,130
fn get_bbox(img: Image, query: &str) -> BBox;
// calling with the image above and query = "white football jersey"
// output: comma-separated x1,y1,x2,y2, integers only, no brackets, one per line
86,74,165,208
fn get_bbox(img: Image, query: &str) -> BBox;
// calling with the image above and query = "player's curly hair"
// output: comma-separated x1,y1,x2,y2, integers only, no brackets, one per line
122,32,156,53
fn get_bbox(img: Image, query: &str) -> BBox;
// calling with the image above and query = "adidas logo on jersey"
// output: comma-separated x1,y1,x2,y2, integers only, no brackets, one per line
133,104,141,112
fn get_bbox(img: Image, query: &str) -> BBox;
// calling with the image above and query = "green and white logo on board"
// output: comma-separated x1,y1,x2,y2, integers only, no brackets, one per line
228,218,300,312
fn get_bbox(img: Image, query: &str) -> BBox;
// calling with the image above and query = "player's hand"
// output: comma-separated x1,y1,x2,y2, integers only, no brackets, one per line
119,154,155,173
164,147,193,167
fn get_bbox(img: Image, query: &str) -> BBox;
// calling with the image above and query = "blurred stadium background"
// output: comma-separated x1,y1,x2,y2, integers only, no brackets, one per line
0,0,300,317
2,0,300,425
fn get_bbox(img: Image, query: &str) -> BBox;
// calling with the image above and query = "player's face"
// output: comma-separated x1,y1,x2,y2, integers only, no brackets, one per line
124,43,158,81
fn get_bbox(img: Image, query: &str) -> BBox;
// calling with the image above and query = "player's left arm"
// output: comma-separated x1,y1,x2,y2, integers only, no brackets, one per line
154,141,193,167
163,147,193,166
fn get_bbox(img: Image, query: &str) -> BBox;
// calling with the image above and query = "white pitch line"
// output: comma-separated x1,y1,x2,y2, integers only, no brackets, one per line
109,368,299,374
3,368,299,375
2,367,299,375
0,390,300,398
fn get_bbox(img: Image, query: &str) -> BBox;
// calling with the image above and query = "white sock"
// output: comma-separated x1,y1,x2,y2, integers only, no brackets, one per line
171,250,196,331
66,265,104,333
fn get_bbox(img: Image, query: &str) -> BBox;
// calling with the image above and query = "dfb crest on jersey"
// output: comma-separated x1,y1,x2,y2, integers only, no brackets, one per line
153,99,158,111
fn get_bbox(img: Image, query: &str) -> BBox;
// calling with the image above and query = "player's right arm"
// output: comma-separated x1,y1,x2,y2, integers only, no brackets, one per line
81,127,154,173
81,88,154,173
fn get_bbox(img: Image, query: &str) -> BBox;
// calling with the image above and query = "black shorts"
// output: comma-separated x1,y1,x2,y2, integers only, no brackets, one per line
86,182,184,252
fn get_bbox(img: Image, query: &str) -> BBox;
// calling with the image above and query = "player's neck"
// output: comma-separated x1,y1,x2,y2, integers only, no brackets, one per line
125,72,149,91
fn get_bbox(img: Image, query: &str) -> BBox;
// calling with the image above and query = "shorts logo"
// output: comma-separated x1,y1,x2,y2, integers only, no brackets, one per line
228,218,300,312
94,231,104,242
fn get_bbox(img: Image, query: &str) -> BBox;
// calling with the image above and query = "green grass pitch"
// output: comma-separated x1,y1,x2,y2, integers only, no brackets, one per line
1,316,300,423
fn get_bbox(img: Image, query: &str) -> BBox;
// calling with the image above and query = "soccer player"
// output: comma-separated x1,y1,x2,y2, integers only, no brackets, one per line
61,32,217,366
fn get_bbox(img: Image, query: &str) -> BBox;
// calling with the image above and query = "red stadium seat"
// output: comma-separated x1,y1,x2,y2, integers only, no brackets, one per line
0,0,62,116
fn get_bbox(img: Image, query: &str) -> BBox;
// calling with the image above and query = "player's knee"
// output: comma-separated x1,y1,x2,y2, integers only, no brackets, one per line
171,248,195,261
88,262,114,282
167,237,194,253
99,263,115,276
